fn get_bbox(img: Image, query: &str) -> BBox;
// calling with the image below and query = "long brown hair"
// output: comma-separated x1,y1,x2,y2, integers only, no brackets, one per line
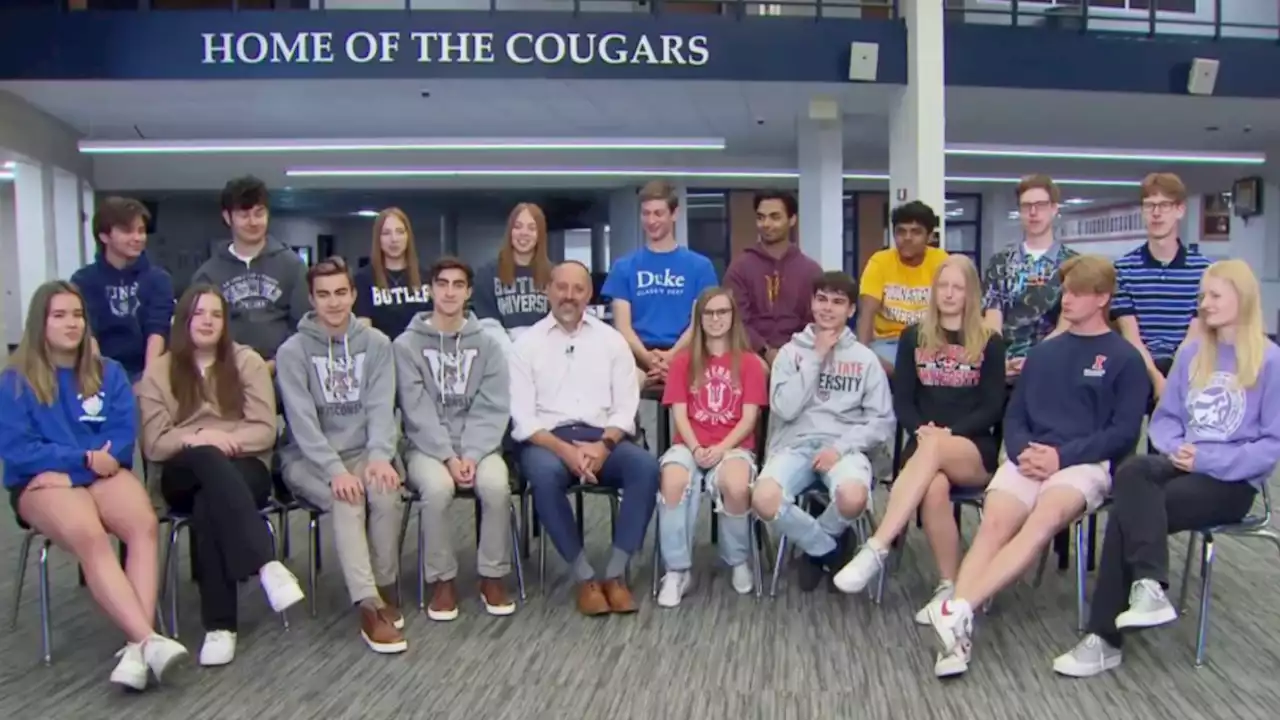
917,255,991,363
497,202,552,289
8,281,102,405
687,286,752,392
370,207,422,290
168,284,246,423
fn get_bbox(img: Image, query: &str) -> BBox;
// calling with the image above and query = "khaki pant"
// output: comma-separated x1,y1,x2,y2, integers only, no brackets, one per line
283,453,403,605
405,451,511,582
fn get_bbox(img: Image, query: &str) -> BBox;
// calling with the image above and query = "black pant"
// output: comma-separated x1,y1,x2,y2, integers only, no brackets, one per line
160,446,274,632
1086,454,1256,647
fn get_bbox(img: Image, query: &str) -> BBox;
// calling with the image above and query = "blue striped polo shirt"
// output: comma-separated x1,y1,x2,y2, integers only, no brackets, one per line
1110,241,1210,362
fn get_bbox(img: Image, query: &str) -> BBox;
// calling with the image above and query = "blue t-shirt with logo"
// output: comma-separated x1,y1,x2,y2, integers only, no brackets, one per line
602,246,719,348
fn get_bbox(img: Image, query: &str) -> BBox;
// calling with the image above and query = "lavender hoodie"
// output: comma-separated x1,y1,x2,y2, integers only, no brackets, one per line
1149,339,1280,486
724,243,823,353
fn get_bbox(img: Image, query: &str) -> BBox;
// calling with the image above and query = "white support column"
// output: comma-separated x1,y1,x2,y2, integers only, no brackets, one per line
0,182,16,350
674,184,689,248
53,168,83,278
797,115,844,271
608,187,640,266
889,0,947,238
81,180,96,264
14,161,51,339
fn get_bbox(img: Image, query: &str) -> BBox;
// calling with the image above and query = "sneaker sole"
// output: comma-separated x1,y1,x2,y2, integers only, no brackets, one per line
1115,606,1177,630
361,632,408,654
109,669,148,692
151,651,194,687
426,608,459,622
482,599,517,617
1052,653,1122,678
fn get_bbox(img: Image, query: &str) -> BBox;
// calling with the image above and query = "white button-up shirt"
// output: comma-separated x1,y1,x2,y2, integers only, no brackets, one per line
509,314,639,442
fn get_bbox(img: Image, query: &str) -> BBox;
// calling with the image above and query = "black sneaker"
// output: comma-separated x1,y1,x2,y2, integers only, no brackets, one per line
798,533,848,592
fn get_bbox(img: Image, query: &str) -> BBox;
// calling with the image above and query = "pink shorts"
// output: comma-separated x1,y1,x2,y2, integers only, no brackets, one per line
986,460,1112,513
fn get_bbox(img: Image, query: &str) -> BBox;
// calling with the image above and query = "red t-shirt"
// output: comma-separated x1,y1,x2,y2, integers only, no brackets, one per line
661,350,768,451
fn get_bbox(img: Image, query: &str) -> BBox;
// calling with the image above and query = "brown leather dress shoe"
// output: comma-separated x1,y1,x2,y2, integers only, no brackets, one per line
360,604,407,654
577,581,611,616
479,578,516,617
428,579,459,622
601,578,638,614
377,584,404,630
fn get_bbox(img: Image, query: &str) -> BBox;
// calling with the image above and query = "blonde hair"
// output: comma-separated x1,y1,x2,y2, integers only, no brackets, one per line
916,255,991,363
1190,259,1266,391
8,281,102,406
686,287,752,392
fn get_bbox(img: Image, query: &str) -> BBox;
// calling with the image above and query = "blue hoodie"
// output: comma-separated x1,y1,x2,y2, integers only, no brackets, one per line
70,251,174,380
0,359,137,490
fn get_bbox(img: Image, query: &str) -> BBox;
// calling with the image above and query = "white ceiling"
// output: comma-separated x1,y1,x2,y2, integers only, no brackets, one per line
1,79,1277,193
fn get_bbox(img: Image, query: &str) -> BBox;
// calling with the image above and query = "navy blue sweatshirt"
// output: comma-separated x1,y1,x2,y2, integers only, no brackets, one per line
70,251,174,381
1004,330,1149,468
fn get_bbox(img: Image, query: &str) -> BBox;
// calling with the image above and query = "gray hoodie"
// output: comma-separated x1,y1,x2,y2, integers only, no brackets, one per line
393,312,510,463
191,237,310,360
768,325,895,456
276,312,398,478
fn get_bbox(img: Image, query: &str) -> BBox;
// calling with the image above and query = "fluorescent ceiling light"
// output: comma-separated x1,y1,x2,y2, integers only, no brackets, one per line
352,210,379,218
79,138,726,154
947,143,1266,165
285,167,1140,188
1,161,13,169
0,171,12,182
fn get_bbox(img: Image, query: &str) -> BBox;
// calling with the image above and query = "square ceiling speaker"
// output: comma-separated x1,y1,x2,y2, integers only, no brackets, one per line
848,42,879,83
1187,57,1220,96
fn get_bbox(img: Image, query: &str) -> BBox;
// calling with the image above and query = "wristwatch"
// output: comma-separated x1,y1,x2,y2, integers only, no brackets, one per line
602,437,618,451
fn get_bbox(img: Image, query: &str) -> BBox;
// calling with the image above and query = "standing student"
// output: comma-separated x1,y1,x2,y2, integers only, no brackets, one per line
924,255,1148,679
656,287,768,607
191,176,310,372
604,181,719,387
471,202,552,344
137,284,305,667
723,190,822,366
1112,172,1211,400
752,271,895,592
856,200,949,374
353,207,432,339
835,256,1005,616
982,175,1076,379
396,257,515,621
277,257,406,654
1054,259,1280,678
0,281,188,691
71,197,174,384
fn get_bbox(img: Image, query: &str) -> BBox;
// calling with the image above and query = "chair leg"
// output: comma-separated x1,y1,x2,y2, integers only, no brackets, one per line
9,530,35,630
279,505,292,560
769,536,788,598
508,502,526,602
163,521,184,639
38,540,52,665
520,491,532,559
650,510,661,599
1178,532,1198,613
748,516,763,600
1075,518,1089,633
417,506,426,611
264,518,288,630
307,514,320,618
1194,535,1216,667
537,495,547,593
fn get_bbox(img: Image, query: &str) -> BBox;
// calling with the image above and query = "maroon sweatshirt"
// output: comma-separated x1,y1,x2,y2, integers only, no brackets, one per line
724,243,824,352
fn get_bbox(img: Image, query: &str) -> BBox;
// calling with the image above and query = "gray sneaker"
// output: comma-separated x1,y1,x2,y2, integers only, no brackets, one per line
1052,634,1122,677
1115,579,1177,630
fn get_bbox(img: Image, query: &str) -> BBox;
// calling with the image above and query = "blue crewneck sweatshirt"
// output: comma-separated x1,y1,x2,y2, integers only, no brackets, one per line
0,360,137,490
70,250,174,380
1004,331,1149,469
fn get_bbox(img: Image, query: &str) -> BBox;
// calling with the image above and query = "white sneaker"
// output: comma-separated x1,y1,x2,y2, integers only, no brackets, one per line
1052,633,1123,677
198,630,237,667
656,571,691,608
926,598,973,654
109,643,148,691
142,634,191,685
914,581,956,626
832,541,887,594
730,563,754,595
1115,579,1177,630
259,561,305,613
934,637,972,678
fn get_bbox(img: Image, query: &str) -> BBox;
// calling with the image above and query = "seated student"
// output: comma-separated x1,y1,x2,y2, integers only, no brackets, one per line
856,200,949,375
604,180,719,388
137,284,305,667
353,207,432,339
277,257,406,654
471,202,552,348
924,255,1149,679
656,287,768,607
834,256,1006,613
752,271,895,592
396,257,515,621
511,261,660,616
0,281,188,690
1054,259,1280,678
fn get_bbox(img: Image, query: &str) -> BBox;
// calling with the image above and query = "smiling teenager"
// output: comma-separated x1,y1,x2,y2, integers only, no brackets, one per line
353,207,432,339
472,202,553,345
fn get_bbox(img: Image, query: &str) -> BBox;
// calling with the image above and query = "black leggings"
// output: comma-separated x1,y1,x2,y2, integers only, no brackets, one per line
160,446,274,632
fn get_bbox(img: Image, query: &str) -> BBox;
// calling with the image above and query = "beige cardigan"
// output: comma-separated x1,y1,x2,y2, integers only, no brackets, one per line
137,344,277,468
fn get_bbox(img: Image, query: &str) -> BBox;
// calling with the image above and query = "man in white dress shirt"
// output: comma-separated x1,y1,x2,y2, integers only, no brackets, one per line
510,261,659,616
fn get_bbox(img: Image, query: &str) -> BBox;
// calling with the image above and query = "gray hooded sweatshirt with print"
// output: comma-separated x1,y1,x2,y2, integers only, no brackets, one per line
191,236,310,361
276,312,398,479
393,311,510,463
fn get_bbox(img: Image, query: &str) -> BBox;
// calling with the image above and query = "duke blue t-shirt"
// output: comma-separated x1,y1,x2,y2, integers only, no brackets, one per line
602,245,718,348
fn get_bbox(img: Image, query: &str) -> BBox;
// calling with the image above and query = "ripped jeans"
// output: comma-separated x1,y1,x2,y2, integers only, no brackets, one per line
656,445,758,572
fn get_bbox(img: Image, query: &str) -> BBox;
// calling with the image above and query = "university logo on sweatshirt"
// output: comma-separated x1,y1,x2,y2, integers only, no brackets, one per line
223,272,283,311
1187,371,1246,440
816,360,865,400
311,353,366,410
422,347,478,408
106,282,140,318
78,392,106,424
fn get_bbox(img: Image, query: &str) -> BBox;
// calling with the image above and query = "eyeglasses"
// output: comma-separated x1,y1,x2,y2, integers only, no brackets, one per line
702,307,733,319
1141,201,1179,214
1018,201,1053,214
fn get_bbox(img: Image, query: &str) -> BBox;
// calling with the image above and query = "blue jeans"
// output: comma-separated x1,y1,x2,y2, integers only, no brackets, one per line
758,440,873,557
521,425,659,565
657,445,757,572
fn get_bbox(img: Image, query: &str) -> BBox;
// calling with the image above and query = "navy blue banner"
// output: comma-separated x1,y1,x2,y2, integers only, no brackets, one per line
0,10,906,84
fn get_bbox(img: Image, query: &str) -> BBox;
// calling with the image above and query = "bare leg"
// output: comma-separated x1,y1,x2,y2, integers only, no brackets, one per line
872,435,987,547
87,471,161,626
18,484,154,643
951,491,1029,598
920,473,962,581
715,459,752,515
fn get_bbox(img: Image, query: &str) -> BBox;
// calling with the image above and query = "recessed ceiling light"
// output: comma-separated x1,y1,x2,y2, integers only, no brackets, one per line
79,137,728,154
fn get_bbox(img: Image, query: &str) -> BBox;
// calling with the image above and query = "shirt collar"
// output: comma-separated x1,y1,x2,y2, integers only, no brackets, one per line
1016,239,1063,262
1139,240,1188,268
